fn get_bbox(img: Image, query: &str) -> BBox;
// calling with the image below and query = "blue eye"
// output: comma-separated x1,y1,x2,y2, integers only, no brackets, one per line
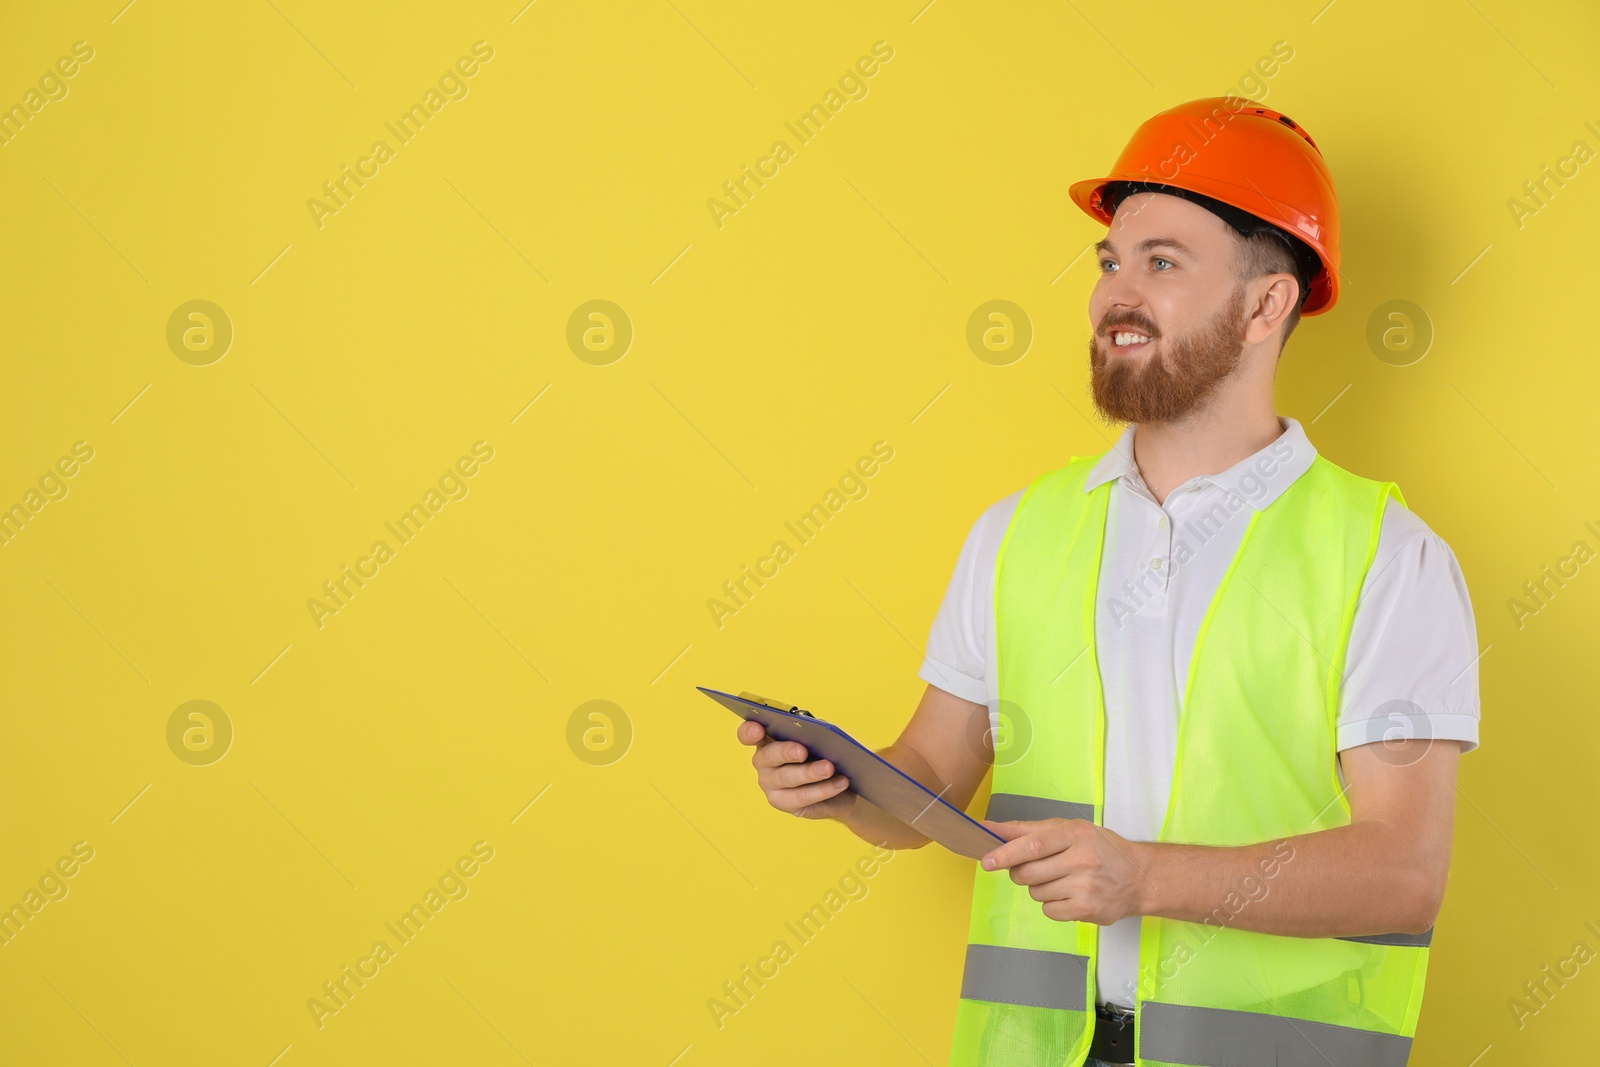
1100,257,1173,272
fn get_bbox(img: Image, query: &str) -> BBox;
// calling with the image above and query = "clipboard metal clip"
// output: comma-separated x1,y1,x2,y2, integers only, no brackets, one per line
737,691,818,720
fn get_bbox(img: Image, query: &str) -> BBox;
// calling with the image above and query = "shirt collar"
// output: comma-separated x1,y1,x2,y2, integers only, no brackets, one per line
1084,416,1318,511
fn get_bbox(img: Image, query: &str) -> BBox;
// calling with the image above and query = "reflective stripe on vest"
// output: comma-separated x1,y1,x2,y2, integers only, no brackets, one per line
960,945,1089,1010
986,793,1095,824
1339,929,1433,947
1139,1001,1414,1066
949,452,1431,1067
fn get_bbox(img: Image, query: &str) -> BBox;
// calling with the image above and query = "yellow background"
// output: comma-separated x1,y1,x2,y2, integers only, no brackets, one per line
2,1,1597,1063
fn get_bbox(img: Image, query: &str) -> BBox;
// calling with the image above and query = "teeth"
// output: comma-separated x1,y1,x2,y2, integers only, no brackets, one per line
1113,332,1150,346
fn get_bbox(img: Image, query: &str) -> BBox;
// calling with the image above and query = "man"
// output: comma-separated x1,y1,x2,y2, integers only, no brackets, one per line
736,98,1480,1066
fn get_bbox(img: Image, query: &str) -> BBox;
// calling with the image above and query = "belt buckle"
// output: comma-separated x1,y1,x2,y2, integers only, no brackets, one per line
1091,1002,1136,1066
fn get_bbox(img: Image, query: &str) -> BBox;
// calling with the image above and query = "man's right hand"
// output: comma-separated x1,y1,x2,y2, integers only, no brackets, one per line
737,720,857,820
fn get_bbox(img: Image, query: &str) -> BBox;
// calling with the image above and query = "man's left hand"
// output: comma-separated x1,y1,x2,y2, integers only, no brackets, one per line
980,818,1152,926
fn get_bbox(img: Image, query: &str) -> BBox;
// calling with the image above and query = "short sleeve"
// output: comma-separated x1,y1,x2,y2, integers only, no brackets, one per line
1337,499,1481,754
917,490,1022,707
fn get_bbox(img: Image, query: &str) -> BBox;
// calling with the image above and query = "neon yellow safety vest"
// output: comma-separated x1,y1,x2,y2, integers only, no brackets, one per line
950,451,1432,1067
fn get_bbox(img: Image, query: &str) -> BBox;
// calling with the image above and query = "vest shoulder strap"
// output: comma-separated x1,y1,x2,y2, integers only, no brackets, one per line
1302,451,1408,513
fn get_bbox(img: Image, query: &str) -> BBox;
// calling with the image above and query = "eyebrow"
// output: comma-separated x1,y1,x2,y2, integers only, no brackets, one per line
1094,236,1198,257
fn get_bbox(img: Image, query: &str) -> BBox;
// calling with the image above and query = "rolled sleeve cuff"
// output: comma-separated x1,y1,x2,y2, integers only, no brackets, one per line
1336,711,1479,755
918,655,986,707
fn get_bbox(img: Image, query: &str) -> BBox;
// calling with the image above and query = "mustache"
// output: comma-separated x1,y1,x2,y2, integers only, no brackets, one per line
1099,318,1159,338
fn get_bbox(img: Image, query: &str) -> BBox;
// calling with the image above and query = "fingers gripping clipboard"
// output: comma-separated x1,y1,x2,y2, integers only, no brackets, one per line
699,686,1004,860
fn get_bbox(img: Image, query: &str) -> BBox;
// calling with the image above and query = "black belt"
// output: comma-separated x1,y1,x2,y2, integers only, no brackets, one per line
1088,1002,1135,1065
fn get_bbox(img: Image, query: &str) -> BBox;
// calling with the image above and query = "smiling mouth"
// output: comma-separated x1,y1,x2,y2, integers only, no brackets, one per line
1106,330,1156,354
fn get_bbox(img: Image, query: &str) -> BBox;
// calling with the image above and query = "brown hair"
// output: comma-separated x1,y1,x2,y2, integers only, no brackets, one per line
1232,228,1307,356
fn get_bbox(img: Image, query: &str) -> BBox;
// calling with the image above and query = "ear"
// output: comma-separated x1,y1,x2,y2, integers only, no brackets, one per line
1245,273,1299,346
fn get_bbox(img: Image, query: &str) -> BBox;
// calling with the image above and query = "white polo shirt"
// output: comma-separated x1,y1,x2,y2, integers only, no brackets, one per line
918,415,1481,1010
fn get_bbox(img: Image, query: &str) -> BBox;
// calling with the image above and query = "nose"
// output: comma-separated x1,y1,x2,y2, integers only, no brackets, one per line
1094,270,1145,333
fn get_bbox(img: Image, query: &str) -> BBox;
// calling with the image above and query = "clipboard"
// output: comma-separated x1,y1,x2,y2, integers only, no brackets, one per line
698,686,1004,860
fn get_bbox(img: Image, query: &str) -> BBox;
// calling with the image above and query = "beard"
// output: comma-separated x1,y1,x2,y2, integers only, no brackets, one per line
1089,283,1250,424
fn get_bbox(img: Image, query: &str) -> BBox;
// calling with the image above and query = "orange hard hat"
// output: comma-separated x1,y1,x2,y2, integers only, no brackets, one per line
1068,97,1341,315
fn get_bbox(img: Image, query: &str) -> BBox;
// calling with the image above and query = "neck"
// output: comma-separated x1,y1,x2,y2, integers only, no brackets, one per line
1130,381,1282,506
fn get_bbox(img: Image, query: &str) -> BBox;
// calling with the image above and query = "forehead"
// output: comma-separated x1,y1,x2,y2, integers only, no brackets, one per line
1098,191,1233,256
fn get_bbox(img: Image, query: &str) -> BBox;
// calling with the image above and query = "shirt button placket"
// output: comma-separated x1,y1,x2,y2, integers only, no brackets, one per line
1153,511,1171,589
